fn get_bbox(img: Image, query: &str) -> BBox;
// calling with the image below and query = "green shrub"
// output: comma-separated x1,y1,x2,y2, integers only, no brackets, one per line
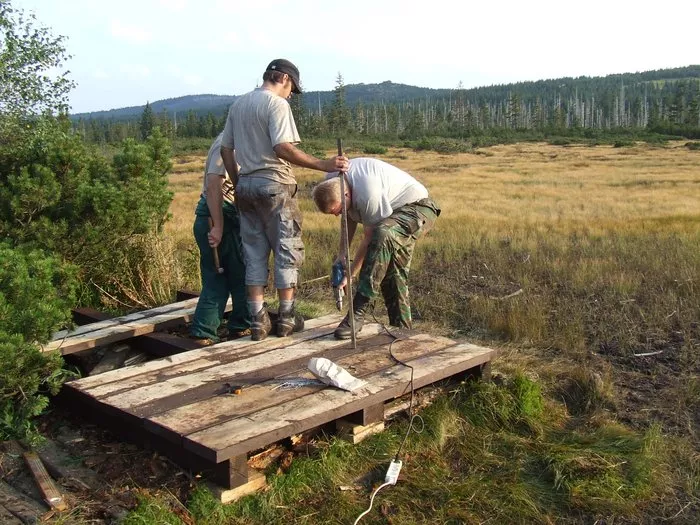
0,244,78,443
0,119,174,306
362,144,388,155
613,140,634,148
0,243,77,341
549,138,572,146
685,141,700,150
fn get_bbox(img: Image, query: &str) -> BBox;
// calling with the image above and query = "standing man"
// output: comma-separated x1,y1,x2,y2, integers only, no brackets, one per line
220,59,348,341
189,132,250,344
312,157,441,339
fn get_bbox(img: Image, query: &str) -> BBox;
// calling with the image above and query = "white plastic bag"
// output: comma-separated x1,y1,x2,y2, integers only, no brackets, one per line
307,357,367,392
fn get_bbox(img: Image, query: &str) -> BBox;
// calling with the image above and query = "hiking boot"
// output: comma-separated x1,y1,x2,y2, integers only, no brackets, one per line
334,294,371,340
277,306,305,337
187,334,216,346
227,328,252,340
251,308,272,341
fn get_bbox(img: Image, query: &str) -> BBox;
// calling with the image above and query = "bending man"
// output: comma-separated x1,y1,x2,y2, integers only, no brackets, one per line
220,58,348,341
189,132,250,344
312,157,441,339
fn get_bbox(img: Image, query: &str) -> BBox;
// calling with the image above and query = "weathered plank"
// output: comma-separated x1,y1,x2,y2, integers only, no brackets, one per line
97,324,385,413
132,331,397,420
23,452,67,511
147,333,456,441
0,480,47,524
50,298,200,341
69,313,343,391
43,298,226,355
185,342,495,462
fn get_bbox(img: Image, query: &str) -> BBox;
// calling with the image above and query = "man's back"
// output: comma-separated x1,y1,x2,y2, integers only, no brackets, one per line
221,88,300,184
346,158,429,226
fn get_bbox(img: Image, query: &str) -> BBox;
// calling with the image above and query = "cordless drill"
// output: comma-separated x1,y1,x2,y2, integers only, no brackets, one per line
331,261,345,311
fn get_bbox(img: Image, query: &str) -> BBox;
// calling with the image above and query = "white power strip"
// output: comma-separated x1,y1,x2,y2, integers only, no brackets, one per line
384,459,402,485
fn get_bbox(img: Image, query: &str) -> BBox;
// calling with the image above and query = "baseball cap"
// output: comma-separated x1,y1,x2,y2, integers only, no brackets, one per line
266,58,302,94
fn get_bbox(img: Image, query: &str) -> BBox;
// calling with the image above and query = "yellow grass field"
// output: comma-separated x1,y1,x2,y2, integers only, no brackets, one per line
166,142,699,315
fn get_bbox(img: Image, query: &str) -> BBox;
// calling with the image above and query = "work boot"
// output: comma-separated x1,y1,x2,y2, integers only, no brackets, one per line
251,307,272,341
277,305,305,337
334,294,371,340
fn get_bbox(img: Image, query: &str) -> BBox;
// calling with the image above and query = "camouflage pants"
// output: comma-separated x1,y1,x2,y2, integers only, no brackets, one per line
356,198,440,328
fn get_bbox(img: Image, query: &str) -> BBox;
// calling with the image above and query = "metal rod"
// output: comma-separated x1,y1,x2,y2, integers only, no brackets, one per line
337,138,356,349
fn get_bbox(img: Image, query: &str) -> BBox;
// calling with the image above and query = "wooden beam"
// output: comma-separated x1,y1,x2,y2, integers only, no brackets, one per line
43,298,217,355
23,452,67,511
214,455,248,489
342,403,384,426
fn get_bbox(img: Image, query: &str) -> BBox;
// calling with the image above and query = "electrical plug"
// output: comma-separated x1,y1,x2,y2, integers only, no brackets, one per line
384,459,402,485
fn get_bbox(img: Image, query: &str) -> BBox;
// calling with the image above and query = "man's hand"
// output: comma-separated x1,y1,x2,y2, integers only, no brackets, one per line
273,143,349,173
208,225,223,248
323,155,349,173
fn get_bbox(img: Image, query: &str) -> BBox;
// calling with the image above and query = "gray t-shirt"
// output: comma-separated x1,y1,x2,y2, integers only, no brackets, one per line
221,88,301,185
332,158,429,226
201,133,236,204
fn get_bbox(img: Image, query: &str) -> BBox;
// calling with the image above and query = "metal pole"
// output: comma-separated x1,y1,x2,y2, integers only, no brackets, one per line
337,138,356,349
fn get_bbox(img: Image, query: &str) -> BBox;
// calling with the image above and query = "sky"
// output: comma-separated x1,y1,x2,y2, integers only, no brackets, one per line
14,0,700,114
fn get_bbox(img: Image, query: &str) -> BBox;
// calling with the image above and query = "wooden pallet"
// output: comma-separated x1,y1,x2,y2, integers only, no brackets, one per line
44,298,231,355
62,313,495,501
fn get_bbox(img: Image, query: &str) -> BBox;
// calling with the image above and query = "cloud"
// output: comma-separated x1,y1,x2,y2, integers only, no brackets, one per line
119,64,151,77
110,20,152,43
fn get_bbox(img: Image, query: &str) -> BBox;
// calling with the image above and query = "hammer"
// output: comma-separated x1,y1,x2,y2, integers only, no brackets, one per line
208,217,224,274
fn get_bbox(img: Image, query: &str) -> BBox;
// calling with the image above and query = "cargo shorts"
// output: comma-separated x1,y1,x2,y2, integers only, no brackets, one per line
235,177,304,289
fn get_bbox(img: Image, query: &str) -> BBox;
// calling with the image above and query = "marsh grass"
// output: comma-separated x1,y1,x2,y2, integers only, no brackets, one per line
143,374,679,524
124,141,699,524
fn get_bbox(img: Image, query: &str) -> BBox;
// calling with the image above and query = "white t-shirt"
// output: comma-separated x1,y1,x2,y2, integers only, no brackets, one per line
201,133,236,204
221,88,300,185
331,158,429,226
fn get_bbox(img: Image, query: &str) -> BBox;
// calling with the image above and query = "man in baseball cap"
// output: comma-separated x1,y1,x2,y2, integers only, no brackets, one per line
219,59,348,341
266,58,302,94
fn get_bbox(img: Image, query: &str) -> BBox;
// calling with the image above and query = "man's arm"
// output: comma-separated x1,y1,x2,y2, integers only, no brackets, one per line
335,218,358,265
220,146,239,188
350,224,374,278
273,143,347,173
205,174,224,248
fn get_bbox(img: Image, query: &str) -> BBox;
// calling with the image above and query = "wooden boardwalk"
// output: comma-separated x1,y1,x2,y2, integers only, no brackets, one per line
62,312,495,501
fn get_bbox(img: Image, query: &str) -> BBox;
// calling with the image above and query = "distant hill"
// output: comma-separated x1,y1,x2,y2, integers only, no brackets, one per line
72,66,700,123
72,94,237,120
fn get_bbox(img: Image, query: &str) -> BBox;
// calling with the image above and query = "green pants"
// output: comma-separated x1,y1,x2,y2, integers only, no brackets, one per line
190,197,250,341
356,198,440,328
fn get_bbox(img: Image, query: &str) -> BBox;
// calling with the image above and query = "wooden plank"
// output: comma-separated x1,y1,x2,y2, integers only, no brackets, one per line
97,324,386,413
147,333,455,441
0,505,23,525
0,480,47,524
185,342,495,462
43,298,231,355
133,330,398,420
50,298,200,341
23,452,67,511
68,313,343,392
207,470,266,504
